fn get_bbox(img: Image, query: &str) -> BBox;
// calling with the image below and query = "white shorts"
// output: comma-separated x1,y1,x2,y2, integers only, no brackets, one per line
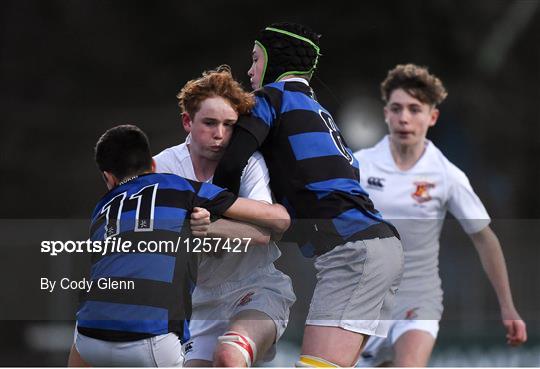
306,237,404,338
183,264,296,364
357,319,439,367
75,330,183,367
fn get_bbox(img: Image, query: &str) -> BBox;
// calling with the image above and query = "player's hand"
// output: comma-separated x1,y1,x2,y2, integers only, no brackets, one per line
190,207,211,237
502,309,527,346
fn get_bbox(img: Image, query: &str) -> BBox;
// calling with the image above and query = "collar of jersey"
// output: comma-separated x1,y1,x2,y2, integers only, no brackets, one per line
379,135,434,173
279,77,309,85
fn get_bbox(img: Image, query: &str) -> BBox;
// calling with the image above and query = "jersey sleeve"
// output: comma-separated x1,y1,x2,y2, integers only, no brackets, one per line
446,163,491,234
237,94,275,145
192,182,238,216
238,151,273,203
353,149,369,188
213,91,277,194
212,125,259,195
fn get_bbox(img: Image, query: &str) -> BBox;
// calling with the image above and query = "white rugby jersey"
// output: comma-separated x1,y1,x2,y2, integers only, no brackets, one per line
154,137,281,287
354,136,490,300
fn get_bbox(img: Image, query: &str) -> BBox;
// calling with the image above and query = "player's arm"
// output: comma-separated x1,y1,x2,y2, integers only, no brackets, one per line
447,165,527,346
210,218,271,246
212,124,260,195
223,198,290,236
193,182,290,238
190,206,271,246
469,226,527,346
214,94,274,194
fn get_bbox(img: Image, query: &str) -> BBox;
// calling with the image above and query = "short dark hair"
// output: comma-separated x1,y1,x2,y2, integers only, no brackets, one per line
381,64,448,106
94,124,152,180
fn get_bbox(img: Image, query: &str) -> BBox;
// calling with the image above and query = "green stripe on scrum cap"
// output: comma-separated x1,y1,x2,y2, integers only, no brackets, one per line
265,27,321,55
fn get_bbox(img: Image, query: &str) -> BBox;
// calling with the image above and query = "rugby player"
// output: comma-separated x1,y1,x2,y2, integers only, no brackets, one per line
154,66,296,367
355,64,527,366
70,124,290,366
212,23,404,367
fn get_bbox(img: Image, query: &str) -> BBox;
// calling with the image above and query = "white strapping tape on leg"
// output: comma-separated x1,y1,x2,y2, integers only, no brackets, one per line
218,330,258,367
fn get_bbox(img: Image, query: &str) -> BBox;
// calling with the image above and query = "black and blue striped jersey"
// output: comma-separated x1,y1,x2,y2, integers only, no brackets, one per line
77,173,237,342
215,81,398,257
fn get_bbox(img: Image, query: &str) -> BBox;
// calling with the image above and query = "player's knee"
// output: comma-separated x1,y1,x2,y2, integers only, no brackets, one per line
215,331,258,367
214,345,247,367
394,353,427,367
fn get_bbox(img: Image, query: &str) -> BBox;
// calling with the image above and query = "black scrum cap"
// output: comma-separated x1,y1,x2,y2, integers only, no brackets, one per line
255,22,321,88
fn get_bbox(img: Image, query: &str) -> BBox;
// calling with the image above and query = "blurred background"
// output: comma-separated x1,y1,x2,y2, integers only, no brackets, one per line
0,0,539,366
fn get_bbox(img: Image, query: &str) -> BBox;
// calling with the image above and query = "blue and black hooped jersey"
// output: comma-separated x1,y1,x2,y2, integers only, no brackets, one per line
236,81,398,256
77,173,237,342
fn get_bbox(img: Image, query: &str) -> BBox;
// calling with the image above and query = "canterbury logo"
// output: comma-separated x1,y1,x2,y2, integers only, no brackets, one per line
367,177,385,188
184,341,193,354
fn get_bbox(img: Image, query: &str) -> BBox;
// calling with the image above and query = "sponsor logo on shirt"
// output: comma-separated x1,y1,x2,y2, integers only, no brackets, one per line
367,176,385,189
412,181,435,203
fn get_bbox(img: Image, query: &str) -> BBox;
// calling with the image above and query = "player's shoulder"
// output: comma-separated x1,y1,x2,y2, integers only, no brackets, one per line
354,146,377,162
142,172,195,189
154,142,189,161
247,150,266,165
354,136,389,163
426,141,470,185
251,88,281,124
257,81,294,106
253,83,283,104
153,142,190,170
262,81,286,92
